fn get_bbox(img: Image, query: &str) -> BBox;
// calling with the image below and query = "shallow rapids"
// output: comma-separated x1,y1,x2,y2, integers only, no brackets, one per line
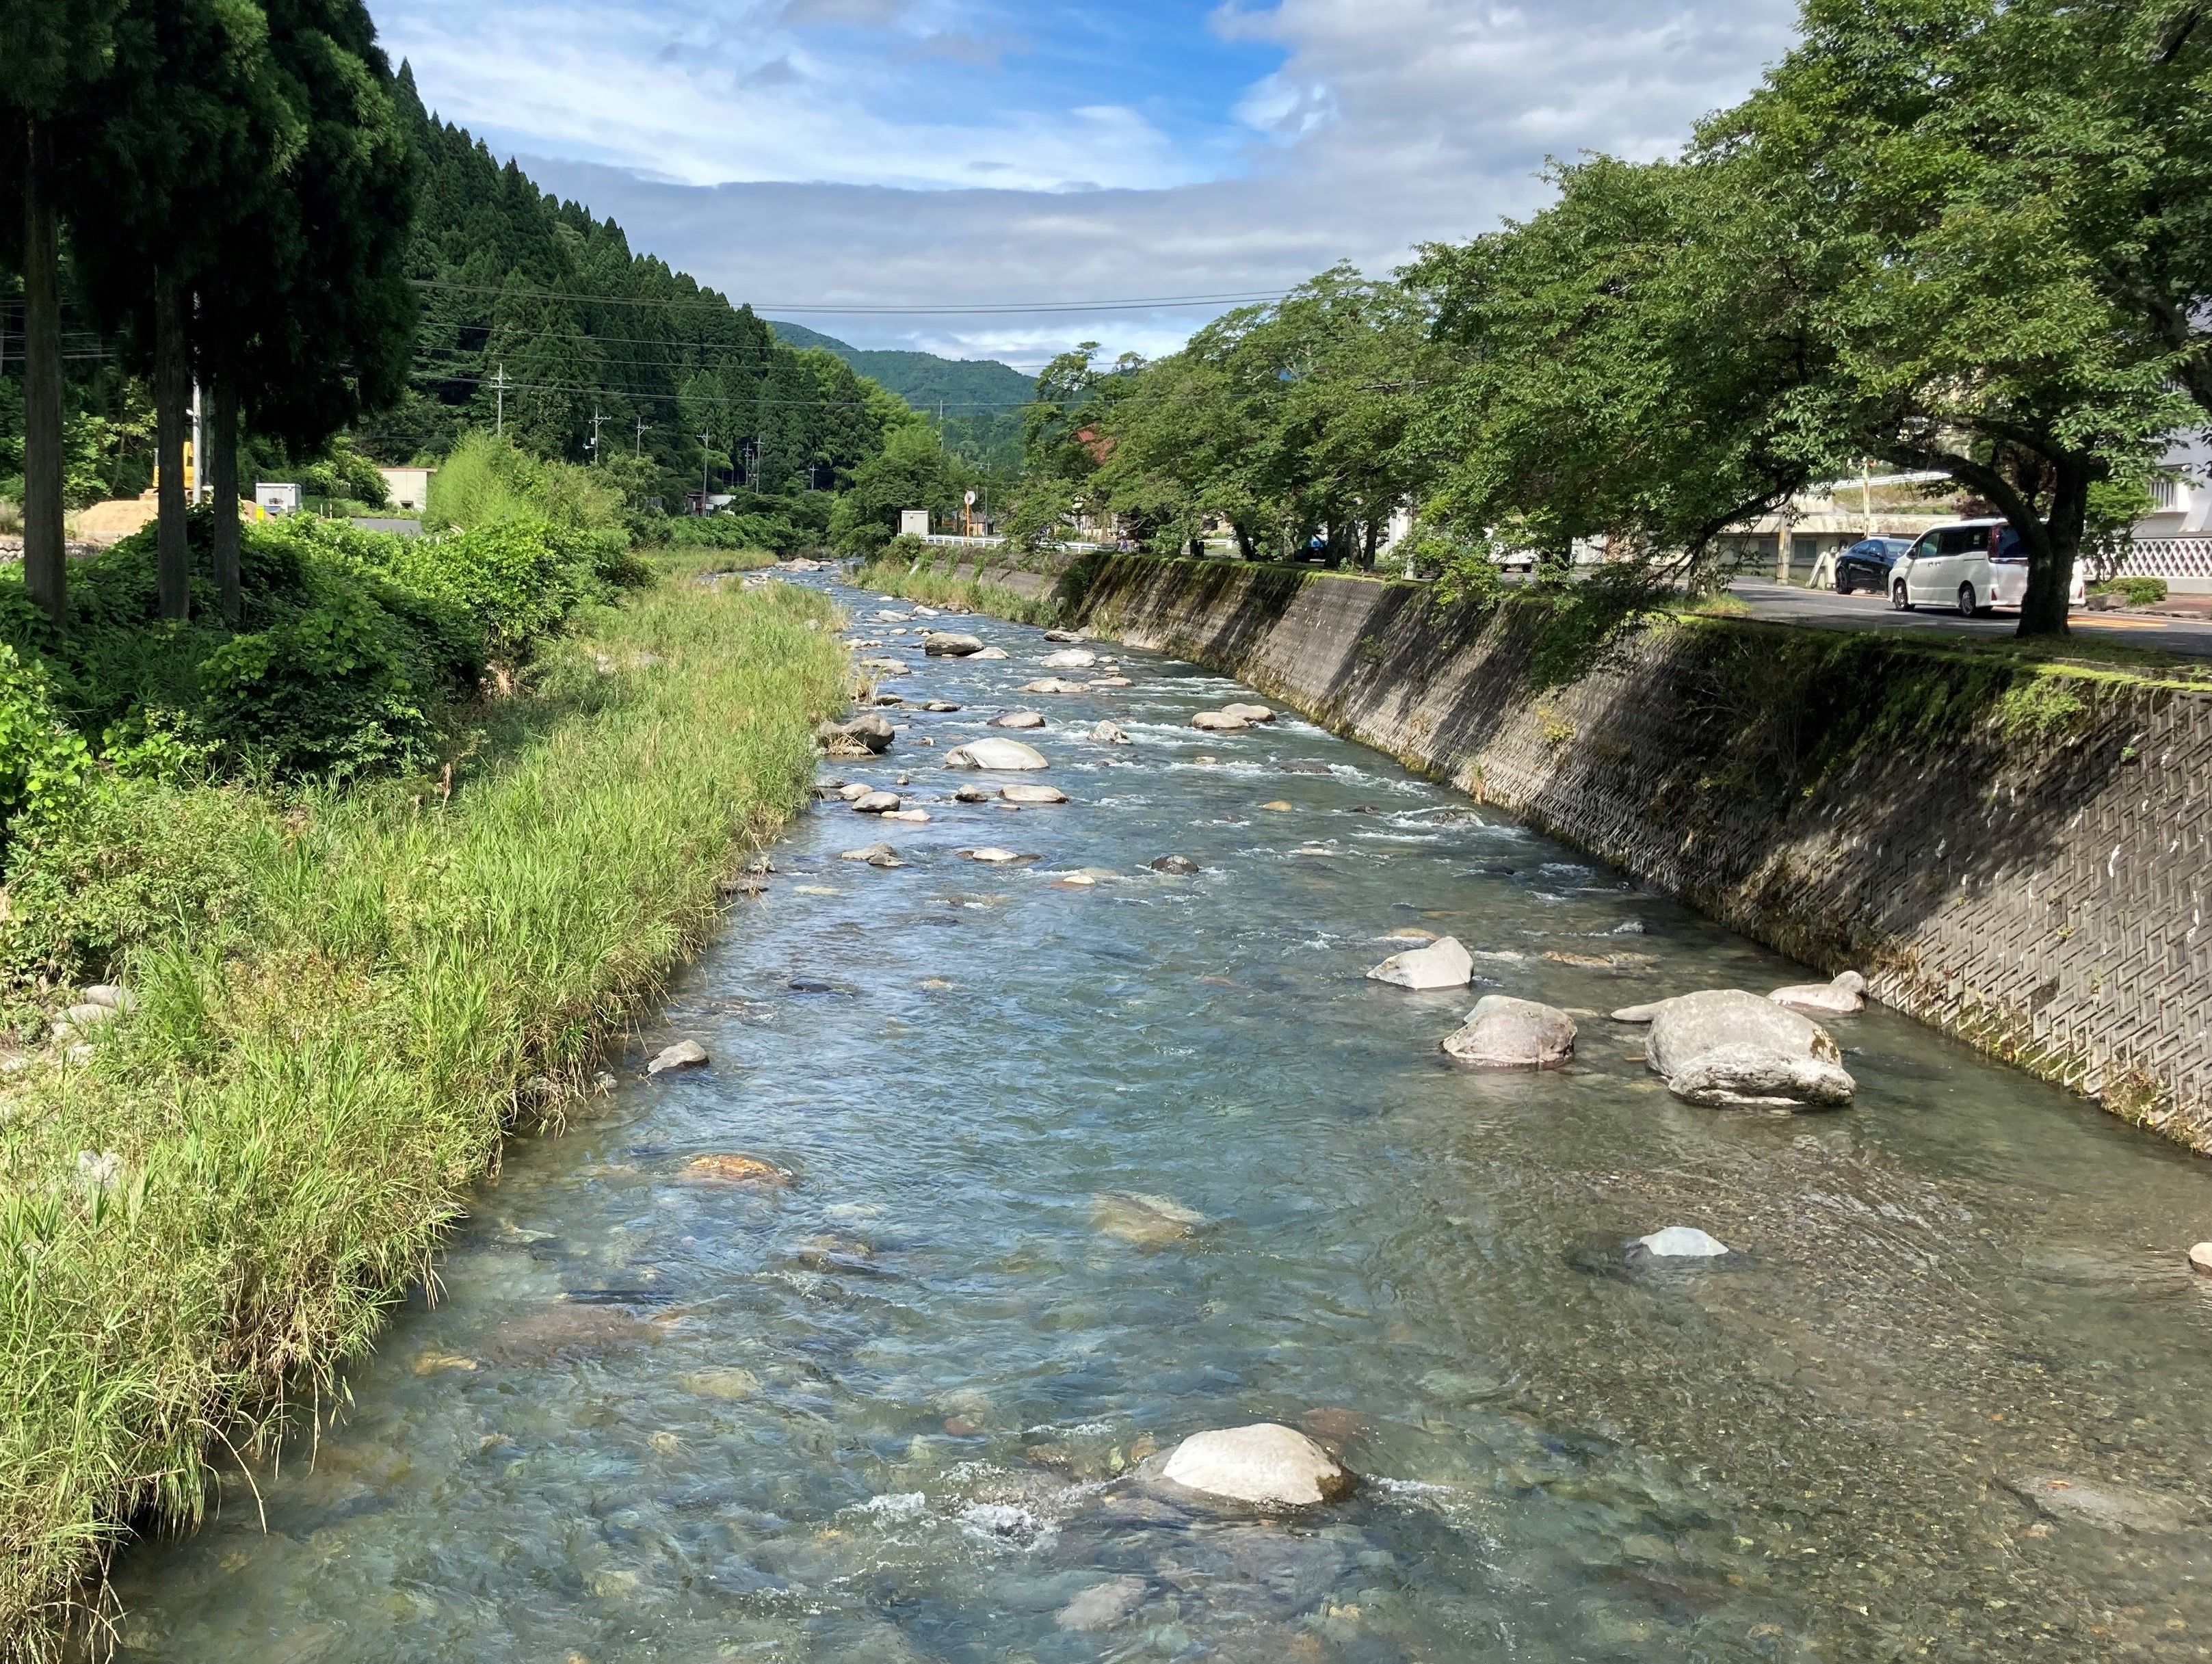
101,579,2212,1663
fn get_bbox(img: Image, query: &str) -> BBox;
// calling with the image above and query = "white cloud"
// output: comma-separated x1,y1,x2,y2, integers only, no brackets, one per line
390,0,1804,368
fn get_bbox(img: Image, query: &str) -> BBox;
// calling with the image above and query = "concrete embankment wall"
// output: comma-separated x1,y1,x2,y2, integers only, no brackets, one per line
926,553,2212,1149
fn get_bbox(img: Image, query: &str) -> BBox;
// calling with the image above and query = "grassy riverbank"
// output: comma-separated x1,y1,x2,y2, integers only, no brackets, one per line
851,557,1064,626
0,569,843,1655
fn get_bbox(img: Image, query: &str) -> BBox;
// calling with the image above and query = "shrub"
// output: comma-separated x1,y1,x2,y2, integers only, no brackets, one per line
2090,576,2169,606
424,432,624,533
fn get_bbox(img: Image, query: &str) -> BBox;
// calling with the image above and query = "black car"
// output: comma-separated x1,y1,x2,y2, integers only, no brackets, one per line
1834,536,1915,594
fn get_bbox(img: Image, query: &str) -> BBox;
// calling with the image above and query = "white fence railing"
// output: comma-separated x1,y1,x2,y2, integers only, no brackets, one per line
2113,536,2212,583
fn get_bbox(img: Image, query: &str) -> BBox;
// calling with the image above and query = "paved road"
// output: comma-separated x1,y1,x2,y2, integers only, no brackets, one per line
1727,579,2212,660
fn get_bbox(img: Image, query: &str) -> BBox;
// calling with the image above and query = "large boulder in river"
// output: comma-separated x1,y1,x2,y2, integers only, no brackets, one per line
1769,970,1867,1016
1159,1424,1353,1508
1222,702,1276,724
923,632,985,657
1040,648,1098,669
1666,1044,1856,1111
1191,711,1250,732
990,711,1046,730
838,713,895,753
1090,721,1133,745
1367,936,1473,991
1441,995,1577,1069
1644,990,1841,1077
946,738,1049,771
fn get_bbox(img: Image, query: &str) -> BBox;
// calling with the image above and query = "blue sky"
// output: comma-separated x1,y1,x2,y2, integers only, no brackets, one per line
374,1,1804,368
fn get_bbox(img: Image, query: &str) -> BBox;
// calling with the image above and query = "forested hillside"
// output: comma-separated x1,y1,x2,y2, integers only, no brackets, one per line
373,70,906,504
768,320,1030,471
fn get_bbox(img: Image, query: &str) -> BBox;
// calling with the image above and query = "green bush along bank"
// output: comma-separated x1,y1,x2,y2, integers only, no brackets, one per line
0,568,844,1656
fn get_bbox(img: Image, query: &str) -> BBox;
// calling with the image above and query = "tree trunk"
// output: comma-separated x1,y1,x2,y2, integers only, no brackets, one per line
21,116,67,633
1361,515,1382,570
2018,464,2086,638
155,279,191,621
209,377,241,624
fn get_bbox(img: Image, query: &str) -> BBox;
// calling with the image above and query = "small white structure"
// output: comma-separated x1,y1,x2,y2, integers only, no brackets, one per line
254,481,302,516
899,509,932,539
378,466,433,514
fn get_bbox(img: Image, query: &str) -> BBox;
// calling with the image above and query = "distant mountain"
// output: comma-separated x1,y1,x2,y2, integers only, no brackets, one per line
768,322,1032,471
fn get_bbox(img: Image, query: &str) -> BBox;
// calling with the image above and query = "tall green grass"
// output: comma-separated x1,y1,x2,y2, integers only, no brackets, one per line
0,573,845,1656
852,559,1063,627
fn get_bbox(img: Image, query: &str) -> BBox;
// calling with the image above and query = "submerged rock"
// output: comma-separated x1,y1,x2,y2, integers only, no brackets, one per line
1769,969,1868,1016
1159,1424,1353,1508
1092,1191,1207,1245
1150,854,1200,875
1090,676,1135,689
1440,995,1577,1069
1055,1576,1147,1633
954,784,991,803
923,700,963,713
1090,721,1133,745
681,1154,793,1187
648,1040,709,1076
945,739,1049,771
1367,936,1473,991
2008,1474,2196,1533
923,632,985,657
486,1306,661,1364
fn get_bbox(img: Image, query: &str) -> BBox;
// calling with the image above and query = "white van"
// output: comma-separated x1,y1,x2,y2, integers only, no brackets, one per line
1890,518,2085,616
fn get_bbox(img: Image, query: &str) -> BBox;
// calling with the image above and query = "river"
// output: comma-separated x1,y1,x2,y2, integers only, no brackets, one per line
101,579,2212,1662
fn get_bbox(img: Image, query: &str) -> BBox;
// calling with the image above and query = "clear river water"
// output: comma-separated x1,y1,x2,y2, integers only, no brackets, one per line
101,579,2212,1663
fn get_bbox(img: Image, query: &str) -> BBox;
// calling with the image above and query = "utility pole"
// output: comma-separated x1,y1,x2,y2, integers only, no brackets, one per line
698,430,713,510
588,408,606,464
490,363,511,437
635,414,648,457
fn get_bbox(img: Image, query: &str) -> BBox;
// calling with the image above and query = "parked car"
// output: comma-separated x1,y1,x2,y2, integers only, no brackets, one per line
1889,519,2087,615
1833,536,1914,594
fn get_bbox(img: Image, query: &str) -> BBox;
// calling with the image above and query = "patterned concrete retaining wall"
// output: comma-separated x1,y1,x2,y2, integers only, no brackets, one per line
1027,555,2212,1149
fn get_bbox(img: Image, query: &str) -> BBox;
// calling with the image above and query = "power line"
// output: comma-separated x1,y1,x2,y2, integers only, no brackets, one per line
408,278,1291,316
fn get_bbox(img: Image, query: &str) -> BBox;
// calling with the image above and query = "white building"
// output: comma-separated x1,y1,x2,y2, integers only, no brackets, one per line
2118,436,2212,593
378,467,433,515
254,481,302,516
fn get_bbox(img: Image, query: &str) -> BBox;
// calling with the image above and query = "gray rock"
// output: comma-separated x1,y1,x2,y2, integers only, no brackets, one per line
1056,1577,1147,1632
1090,675,1134,689
971,646,1011,661
960,847,1030,864
62,1001,121,1030
837,781,876,802
839,843,903,868
1610,1001,1668,1022
945,739,1049,771
851,791,902,814
1044,629,1085,643
1632,1226,1731,1258
1191,710,1250,732
990,711,1046,730
1221,702,1276,723
1019,678,1088,695
922,700,962,713
1769,969,1868,1016
1039,648,1098,669
923,633,985,657
81,984,135,1013
1366,936,1474,991
2007,1474,2196,1533
1665,1043,1856,1111
648,1040,709,1076
1150,854,1200,875
1090,721,1132,745
1440,995,1577,1069
1645,989,1841,1077
954,784,992,803
1092,1191,1207,1245
1159,1424,1353,1508
1001,783,1069,804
